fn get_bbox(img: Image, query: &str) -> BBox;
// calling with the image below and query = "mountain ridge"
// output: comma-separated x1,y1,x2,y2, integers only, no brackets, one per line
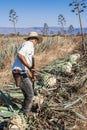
0,27,87,35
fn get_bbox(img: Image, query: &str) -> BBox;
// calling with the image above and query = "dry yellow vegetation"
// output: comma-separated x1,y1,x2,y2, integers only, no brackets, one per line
0,34,87,129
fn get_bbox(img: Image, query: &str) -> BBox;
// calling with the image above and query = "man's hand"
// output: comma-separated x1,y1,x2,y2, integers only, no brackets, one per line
27,69,36,81
31,68,36,81
31,75,36,81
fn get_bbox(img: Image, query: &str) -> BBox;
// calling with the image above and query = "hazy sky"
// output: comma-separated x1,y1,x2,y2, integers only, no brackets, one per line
0,0,87,28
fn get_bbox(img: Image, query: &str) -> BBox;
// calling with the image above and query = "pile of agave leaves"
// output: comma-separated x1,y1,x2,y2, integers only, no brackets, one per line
0,47,87,130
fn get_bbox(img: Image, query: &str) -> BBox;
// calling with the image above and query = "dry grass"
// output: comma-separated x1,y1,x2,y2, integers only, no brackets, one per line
0,35,82,86
35,35,82,70
0,34,87,129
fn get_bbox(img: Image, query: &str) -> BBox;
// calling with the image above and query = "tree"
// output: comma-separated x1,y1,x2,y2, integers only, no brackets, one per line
68,25,74,34
9,9,18,34
58,14,66,34
42,23,49,35
50,31,54,35
69,0,87,50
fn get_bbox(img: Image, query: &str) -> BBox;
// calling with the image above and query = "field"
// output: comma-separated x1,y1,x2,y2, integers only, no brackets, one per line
0,34,87,129
0,34,83,86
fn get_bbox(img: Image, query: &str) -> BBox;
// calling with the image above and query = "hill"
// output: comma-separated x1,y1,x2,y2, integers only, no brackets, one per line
0,27,87,35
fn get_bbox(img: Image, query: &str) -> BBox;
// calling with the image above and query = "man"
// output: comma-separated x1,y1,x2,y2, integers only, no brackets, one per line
12,32,43,115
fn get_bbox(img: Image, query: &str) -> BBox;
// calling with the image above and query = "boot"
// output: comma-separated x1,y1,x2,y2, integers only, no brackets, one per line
22,100,33,115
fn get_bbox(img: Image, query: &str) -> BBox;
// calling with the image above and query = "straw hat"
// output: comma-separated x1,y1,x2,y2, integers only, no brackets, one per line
24,32,43,43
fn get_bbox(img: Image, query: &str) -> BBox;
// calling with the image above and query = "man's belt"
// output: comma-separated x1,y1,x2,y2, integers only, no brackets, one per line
12,69,26,73
12,69,28,78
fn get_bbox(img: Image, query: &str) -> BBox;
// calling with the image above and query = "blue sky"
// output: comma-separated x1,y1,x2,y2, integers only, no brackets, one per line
0,0,87,28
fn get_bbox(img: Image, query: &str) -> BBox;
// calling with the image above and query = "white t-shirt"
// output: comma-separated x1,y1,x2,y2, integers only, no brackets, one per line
12,41,34,71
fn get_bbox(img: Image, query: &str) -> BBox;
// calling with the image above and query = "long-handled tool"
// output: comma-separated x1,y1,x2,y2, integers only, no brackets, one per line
32,56,38,95
32,56,35,90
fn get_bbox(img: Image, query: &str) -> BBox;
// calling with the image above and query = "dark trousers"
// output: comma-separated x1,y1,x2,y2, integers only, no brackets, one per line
12,71,34,114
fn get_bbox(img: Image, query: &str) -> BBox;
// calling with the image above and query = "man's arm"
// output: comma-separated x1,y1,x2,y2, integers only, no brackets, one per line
17,53,32,78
